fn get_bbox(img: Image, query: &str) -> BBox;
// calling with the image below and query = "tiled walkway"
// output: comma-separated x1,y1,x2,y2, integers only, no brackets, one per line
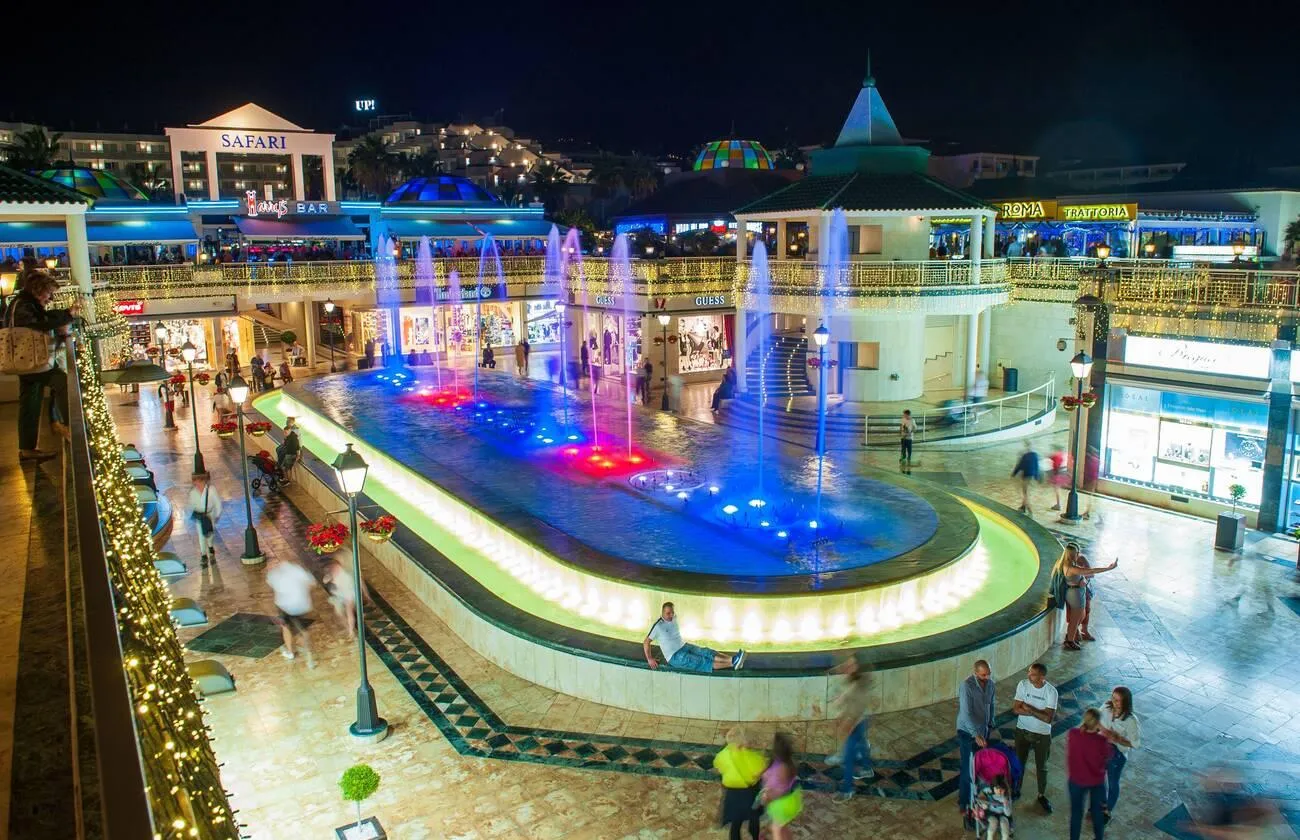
12,366,1300,839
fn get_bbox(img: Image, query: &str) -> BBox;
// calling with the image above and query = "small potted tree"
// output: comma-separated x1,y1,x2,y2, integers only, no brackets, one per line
1214,483,1248,551
336,764,384,840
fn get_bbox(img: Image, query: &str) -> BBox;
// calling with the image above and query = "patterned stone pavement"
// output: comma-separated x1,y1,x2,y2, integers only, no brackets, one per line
99,371,1300,839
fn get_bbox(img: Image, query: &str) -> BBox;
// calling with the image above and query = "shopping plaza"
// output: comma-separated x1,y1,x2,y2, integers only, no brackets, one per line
2,76,1300,839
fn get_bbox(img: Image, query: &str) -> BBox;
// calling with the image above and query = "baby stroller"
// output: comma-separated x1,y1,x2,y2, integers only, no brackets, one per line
968,745,1022,838
248,450,292,493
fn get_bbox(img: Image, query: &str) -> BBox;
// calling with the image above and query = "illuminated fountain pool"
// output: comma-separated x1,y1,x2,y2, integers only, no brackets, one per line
254,371,1057,718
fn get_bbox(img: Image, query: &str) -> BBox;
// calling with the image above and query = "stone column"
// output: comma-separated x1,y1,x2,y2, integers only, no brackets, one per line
291,153,306,201
733,306,748,393
1258,329,1295,532
323,154,337,201
978,307,992,376
983,213,996,257
816,212,831,261
775,220,787,261
170,145,186,202
965,313,979,391
65,213,95,323
205,149,220,200
969,216,984,285
301,297,317,368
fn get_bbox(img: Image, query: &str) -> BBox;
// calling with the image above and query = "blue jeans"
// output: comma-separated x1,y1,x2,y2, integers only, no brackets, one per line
1068,781,1105,840
957,731,976,810
667,643,716,673
1104,748,1126,813
840,720,873,793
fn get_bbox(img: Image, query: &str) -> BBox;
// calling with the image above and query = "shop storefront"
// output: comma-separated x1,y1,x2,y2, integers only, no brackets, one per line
525,300,561,346
583,310,642,377
115,296,237,371
676,312,729,373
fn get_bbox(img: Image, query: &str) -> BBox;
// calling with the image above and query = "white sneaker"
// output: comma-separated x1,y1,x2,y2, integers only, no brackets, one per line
281,649,296,660
825,754,843,767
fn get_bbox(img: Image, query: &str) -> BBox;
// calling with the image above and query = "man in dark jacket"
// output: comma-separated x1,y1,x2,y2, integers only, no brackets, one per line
8,271,75,461
276,417,301,473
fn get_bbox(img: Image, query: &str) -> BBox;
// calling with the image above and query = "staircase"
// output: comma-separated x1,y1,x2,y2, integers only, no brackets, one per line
745,334,813,399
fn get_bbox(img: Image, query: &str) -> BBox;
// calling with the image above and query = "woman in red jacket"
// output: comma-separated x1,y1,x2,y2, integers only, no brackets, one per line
1067,708,1111,840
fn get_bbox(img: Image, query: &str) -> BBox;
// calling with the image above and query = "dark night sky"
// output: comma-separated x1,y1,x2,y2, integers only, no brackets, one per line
7,0,1295,169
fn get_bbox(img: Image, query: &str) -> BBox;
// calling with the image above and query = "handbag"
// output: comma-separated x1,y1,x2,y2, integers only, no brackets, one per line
191,487,215,536
0,299,55,375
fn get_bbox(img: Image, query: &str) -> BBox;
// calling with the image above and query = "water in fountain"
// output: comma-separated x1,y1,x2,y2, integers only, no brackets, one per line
474,235,503,398
545,225,569,432
750,241,771,502
415,236,444,389
563,227,599,449
609,234,636,458
813,208,851,527
447,269,461,394
375,234,400,364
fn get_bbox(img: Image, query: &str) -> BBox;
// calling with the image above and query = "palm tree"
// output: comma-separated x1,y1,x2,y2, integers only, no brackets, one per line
1285,217,1300,258
530,162,569,214
8,127,64,172
494,179,524,206
586,153,626,198
346,136,399,199
402,147,445,179
624,155,662,200
773,145,806,171
122,162,169,201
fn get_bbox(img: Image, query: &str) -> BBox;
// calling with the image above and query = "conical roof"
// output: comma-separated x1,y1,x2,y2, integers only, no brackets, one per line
834,75,903,147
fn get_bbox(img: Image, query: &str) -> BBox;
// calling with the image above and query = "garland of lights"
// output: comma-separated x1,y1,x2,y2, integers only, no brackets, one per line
74,338,239,840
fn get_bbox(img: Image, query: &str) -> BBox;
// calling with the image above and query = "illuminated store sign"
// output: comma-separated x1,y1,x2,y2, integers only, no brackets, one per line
694,295,727,307
999,200,1056,220
435,286,494,301
244,192,337,218
220,133,289,150
1124,335,1270,379
114,300,145,316
355,99,376,112
1058,203,1137,222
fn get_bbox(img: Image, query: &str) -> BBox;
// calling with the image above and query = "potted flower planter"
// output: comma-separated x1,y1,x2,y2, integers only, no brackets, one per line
359,515,397,544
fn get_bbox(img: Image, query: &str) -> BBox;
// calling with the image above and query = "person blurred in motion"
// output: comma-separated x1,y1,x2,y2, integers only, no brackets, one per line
712,726,767,840
7,271,75,460
1184,765,1282,839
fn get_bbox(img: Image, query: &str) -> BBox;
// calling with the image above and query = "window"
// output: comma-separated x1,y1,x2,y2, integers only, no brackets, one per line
859,225,883,255
846,342,880,370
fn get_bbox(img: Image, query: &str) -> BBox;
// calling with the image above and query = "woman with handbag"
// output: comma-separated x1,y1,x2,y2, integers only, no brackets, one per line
4,271,75,461
187,473,223,567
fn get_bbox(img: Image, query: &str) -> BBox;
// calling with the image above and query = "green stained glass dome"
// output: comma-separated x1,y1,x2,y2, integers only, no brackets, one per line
693,140,773,171
35,167,149,201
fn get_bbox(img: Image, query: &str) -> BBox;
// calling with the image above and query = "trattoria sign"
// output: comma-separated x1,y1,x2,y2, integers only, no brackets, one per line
997,200,1137,222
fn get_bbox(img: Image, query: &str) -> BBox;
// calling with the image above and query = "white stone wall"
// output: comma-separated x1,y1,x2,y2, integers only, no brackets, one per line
989,301,1075,392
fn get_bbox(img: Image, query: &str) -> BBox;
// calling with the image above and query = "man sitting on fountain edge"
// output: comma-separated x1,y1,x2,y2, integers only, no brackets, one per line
644,602,745,673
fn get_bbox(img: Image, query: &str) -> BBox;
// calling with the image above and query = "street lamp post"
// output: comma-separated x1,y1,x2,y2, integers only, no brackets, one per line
332,444,389,743
181,340,205,476
1063,351,1093,522
324,299,337,372
227,376,264,564
1095,242,1111,268
657,313,671,411
812,323,830,525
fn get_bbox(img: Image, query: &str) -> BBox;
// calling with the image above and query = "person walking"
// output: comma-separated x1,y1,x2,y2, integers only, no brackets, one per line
899,409,916,470
971,364,990,403
641,358,653,404
266,555,317,668
957,659,997,829
323,557,357,639
712,726,768,840
521,337,531,372
643,602,745,672
829,656,875,803
186,473,223,568
1049,444,1069,511
1067,709,1111,840
514,341,526,376
1012,440,1042,514
579,341,589,378
6,271,75,461
760,732,802,840
1013,662,1058,813
1098,686,1140,825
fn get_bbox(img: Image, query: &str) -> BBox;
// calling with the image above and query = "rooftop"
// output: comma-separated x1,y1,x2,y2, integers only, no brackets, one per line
618,169,799,218
0,164,91,206
734,171,988,215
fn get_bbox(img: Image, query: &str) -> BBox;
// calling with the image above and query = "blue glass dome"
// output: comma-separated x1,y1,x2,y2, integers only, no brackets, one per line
36,166,149,201
385,175,500,205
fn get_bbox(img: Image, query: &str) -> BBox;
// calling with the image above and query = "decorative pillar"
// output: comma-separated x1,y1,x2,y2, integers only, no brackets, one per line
205,149,220,200
736,218,748,260
969,216,984,284
816,212,831,261
776,220,788,261
64,213,95,322
733,306,748,393
983,213,996,258
978,307,992,376
170,146,186,202
323,154,337,201
965,313,979,390
302,297,317,368
1258,327,1295,533
291,153,306,201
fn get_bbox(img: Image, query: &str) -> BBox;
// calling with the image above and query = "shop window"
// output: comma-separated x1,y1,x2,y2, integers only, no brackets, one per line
846,342,880,370
676,314,728,374
859,225,883,255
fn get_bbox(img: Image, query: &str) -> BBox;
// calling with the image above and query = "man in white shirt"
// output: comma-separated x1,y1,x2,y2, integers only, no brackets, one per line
267,556,318,668
1013,662,1058,813
643,602,745,673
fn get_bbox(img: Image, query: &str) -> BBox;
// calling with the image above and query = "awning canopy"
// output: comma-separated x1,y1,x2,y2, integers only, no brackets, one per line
0,218,199,246
384,219,481,240
233,216,364,241
472,220,557,239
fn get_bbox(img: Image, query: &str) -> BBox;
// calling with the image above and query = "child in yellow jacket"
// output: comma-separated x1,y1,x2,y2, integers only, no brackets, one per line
712,726,769,840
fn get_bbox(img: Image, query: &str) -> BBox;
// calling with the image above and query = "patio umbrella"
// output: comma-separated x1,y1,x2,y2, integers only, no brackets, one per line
100,361,170,385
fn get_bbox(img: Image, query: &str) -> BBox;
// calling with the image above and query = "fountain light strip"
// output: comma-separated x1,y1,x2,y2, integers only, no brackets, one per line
269,393,1022,651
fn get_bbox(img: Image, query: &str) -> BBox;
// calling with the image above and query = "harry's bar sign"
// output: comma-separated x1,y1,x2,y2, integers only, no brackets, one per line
244,192,338,218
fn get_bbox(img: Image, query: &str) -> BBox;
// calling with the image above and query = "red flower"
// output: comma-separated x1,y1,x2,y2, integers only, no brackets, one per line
195,372,211,385
359,514,397,535
246,421,273,433
306,522,349,552
210,420,237,433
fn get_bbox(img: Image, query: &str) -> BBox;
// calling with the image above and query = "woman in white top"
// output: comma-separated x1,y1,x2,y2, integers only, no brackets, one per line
186,473,223,567
1098,685,1141,823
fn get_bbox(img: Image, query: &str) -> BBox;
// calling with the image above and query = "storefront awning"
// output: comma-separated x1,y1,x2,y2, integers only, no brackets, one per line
0,219,200,246
471,221,557,239
233,216,365,241
88,219,199,244
383,219,481,240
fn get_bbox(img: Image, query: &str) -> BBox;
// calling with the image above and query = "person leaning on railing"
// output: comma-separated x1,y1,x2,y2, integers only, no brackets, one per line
6,271,77,461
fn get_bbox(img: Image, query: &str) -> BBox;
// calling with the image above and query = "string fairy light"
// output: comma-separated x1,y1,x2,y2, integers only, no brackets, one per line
74,339,240,840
